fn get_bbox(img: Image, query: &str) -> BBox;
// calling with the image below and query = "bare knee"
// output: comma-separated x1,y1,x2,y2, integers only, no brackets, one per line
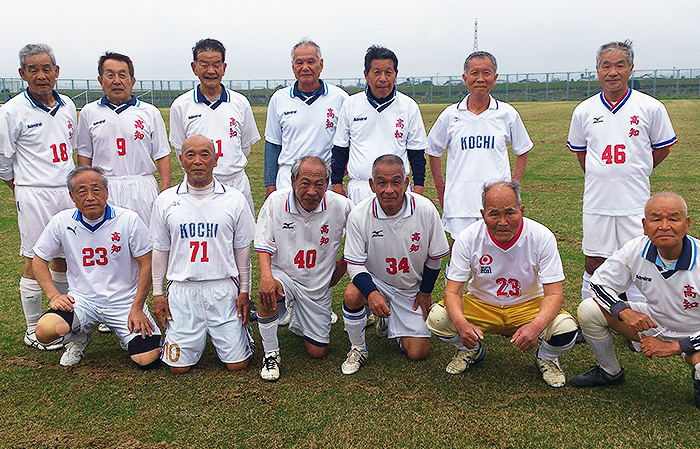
170,366,191,375
130,348,160,368
585,256,606,275
343,282,366,309
402,337,430,360
225,359,249,371
305,341,327,359
686,351,700,366
35,314,70,343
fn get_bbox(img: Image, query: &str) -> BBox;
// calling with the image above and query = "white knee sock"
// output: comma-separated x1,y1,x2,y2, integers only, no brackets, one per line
343,305,367,349
19,277,42,332
258,314,279,355
585,333,621,376
581,271,592,302
694,362,700,381
441,334,468,351
50,270,69,296
537,338,576,361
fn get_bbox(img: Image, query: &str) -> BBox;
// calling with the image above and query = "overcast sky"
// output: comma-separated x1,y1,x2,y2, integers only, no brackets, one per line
2,0,698,82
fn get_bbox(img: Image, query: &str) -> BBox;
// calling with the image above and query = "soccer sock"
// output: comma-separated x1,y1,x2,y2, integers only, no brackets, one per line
343,305,367,349
538,336,576,361
258,313,279,355
441,334,469,351
694,362,700,381
19,277,42,332
585,333,621,376
50,270,69,296
581,271,591,302
624,284,647,303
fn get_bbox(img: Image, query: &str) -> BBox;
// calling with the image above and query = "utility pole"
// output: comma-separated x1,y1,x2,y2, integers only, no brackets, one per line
473,18,478,52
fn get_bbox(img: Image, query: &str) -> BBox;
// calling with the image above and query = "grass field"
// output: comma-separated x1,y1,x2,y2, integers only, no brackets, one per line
1,100,699,448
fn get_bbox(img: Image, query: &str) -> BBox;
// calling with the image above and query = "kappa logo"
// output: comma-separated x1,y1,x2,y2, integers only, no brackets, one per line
188,114,202,120
282,222,295,229
371,230,383,238
27,122,42,129
353,116,368,122
593,116,604,124
93,119,106,126
283,110,297,115
635,274,652,282
66,226,77,235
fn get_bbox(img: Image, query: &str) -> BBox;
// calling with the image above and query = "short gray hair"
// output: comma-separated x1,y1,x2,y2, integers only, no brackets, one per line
596,40,634,68
67,166,108,192
464,51,497,74
482,180,521,207
646,192,688,218
19,44,56,70
372,154,405,178
291,156,330,182
291,38,322,60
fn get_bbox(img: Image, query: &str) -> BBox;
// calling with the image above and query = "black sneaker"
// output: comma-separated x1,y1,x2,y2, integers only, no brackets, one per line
570,365,625,388
693,374,700,409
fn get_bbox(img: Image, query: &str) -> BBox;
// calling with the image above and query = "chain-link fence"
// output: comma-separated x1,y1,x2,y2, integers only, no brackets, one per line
2,69,698,108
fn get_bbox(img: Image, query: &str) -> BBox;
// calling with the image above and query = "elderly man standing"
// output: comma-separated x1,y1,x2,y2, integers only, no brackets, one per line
255,156,353,381
169,38,260,211
331,46,428,205
566,41,677,303
427,51,532,239
77,51,171,226
426,181,578,387
571,193,700,408
150,135,255,374
32,166,161,368
264,39,348,198
0,44,76,350
341,155,450,374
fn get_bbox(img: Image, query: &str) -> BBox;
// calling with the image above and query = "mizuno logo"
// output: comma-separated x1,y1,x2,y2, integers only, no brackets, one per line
93,119,106,126
66,226,77,235
283,110,297,115
282,222,295,229
593,116,603,124
353,117,368,122
371,230,383,238
27,122,42,129
188,114,201,120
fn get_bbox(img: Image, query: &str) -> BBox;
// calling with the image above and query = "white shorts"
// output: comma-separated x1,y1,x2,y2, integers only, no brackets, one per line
629,301,693,345
15,185,73,257
215,170,254,213
274,268,332,345
373,276,430,339
443,217,480,239
66,295,160,347
107,175,158,226
161,279,254,367
582,213,644,258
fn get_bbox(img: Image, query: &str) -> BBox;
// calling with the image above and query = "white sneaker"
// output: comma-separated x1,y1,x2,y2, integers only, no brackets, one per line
279,301,293,326
365,311,377,328
341,346,368,375
375,318,388,338
97,323,112,333
60,334,92,367
260,352,281,381
536,357,566,388
24,331,63,351
330,311,338,325
446,344,485,374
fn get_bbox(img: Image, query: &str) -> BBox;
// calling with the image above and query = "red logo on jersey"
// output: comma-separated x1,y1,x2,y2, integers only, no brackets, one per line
111,232,121,242
327,108,335,118
629,128,639,137
320,236,329,246
230,118,237,127
321,224,329,234
111,244,122,253
411,232,421,242
134,130,144,140
630,116,639,125
409,244,420,252
67,119,74,139
134,120,145,130
229,118,238,138
684,285,699,309
230,129,238,138
479,254,493,266
326,119,334,129
396,118,404,129
394,130,404,139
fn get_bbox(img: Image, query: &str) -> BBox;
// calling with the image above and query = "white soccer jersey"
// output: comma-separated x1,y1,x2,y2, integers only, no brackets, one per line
33,205,151,307
265,81,348,167
344,192,450,290
76,96,171,177
150,180,255,282
590,235,700,353
427,95,533,218
169,86,260,176
0,90,76,187
255,188,353,299
333,90,427,181
448,218,565,306
566,88,677,215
